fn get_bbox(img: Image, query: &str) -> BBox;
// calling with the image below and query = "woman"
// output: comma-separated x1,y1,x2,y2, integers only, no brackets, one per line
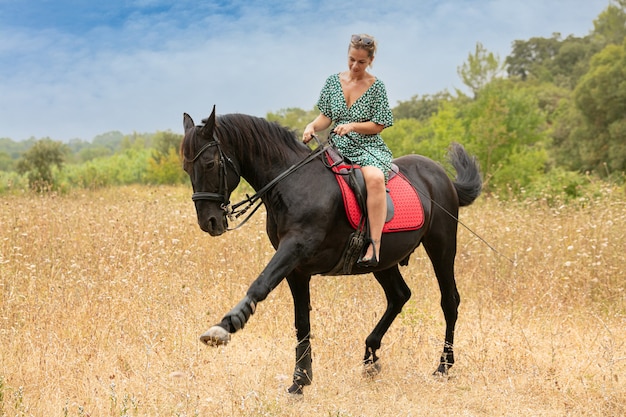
303,33,394,267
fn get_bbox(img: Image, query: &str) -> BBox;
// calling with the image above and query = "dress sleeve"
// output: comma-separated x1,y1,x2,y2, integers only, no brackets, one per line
371,80,394,128
316,75,334,119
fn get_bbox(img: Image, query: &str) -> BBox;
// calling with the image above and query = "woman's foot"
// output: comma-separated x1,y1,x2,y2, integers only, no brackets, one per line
357,239,380,268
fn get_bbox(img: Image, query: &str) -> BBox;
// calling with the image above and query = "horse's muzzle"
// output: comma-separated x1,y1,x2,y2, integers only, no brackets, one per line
194,200,229,236
198,214,228,236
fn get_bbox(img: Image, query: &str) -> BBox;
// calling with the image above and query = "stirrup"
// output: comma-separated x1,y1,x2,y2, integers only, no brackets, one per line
357,240,379,268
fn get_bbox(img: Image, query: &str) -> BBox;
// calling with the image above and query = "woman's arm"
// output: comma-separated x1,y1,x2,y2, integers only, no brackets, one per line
333,121,384,136
302,113,332,143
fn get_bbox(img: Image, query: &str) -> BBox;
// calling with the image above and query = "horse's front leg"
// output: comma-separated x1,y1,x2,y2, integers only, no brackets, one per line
285,270,312,395
199,238,305,345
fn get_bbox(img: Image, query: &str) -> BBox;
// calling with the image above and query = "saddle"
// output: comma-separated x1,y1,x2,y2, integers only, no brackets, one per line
325,148,424,233
323,148,424,275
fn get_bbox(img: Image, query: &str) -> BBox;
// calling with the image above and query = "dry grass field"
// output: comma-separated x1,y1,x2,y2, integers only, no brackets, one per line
1,185,624,416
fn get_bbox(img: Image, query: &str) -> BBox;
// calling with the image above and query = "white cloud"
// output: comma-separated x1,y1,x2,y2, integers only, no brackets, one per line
0,0,606,141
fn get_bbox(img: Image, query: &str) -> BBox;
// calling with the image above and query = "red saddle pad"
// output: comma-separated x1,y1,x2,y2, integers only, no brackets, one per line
331,163,424,233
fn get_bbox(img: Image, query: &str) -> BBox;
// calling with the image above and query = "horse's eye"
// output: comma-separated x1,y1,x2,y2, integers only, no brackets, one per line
204,160,216,169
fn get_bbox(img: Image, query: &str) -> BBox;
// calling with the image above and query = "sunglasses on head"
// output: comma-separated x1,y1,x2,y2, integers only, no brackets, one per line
351,34,374,46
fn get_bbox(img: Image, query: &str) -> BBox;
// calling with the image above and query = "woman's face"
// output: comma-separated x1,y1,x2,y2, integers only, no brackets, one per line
348,47,373,76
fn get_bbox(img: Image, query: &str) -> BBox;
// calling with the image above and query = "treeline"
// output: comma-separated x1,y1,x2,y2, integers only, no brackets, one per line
0,131,187,192
1,1,625,203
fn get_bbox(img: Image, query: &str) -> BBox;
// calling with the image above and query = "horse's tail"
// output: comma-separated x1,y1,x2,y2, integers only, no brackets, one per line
447,142,482,207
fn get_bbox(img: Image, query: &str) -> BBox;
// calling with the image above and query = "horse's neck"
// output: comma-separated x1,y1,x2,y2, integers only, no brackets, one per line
238,154,296,192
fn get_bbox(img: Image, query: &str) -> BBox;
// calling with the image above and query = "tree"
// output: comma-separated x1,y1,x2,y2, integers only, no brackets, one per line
92,131,125,152
547,90,585,170
393,92,454,121
592,0,626,47
464,80,548,193
151,130,182,161
0,151,13,171
383,118,430,157
457,42,502,97
145,131,186,184
266,107,321,136
505,33,596,89
551,36,597,88
506,34,563,81
16,138,68,191
77,146,113,163
573,40,626,172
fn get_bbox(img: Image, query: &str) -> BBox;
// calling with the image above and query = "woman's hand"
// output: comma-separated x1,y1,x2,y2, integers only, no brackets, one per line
333,123,354,136
302,113,332,143
302,124,316,143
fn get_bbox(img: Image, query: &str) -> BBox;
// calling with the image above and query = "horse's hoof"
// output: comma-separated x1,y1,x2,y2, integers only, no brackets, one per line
363,360,382,378
286,383,304,396
199,326,231,346
433,363,451,377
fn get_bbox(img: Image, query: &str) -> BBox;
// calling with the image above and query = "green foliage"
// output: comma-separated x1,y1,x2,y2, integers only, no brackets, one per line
266,107,321,137
0,137,38,160
387,101,466,161
16,138,69,191
144,131,186,185
548,93,584,170
384,118,430,157
0,151,14,171
77,146,113,163
120,133,152,151
490,146,549,197
523,167,625,206
506,34,561,81
151,131,182,161
145,147,187,185
92,131,125,151
464,80,548,192
574,40,626,172
592,1,626,47
457,42,503,97
505,33,596,88
0,171,27,193
61,148,151,189
393,91,455,120
62,161,112,189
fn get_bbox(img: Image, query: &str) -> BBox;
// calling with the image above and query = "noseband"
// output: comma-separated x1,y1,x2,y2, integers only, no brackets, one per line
188,134,238,208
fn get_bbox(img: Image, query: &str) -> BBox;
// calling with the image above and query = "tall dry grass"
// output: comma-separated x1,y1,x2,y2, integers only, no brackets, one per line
1,185,624,416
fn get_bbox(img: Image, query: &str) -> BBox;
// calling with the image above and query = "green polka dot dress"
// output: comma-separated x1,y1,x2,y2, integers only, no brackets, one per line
317,73,394,180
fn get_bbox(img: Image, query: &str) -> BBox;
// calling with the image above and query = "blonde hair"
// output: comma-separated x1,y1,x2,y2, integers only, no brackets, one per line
349,33,377,58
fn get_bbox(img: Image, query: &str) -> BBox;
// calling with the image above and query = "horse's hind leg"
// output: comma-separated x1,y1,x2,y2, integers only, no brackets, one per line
285,270,313,395
423,230,460,375
363,265,412,376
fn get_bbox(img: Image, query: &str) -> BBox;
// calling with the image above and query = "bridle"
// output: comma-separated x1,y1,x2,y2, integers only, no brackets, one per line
187,133,239,210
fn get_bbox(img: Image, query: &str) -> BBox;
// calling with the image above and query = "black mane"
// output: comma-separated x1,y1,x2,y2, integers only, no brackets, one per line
214,113,309,165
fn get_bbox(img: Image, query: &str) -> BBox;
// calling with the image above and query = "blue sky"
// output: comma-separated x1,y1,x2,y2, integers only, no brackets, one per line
0,0,609,141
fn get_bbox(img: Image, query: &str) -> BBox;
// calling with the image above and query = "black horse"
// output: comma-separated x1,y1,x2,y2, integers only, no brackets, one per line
181,107,482,395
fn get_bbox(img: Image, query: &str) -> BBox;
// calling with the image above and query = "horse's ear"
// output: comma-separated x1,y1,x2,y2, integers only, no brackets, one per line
183,113,195,133
199,105,217,138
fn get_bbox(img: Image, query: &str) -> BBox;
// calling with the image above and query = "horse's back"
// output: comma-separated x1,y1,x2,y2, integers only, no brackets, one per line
393,153,456,194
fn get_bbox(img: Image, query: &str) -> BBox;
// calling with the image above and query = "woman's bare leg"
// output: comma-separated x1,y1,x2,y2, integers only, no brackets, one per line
361,166,386,261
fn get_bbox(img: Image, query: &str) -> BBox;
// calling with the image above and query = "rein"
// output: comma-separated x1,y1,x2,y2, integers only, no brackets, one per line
225,139,331,231
189,131,330,231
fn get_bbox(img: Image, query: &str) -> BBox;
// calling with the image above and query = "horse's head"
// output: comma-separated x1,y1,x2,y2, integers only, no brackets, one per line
182,107,241,236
